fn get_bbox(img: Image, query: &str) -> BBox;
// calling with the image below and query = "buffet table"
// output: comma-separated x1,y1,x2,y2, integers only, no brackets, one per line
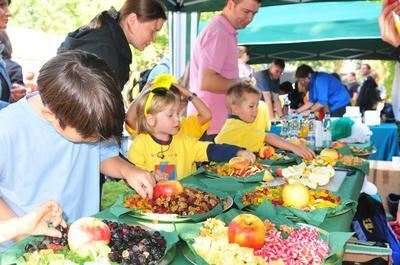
1,169,365,264
99,170,365,264
369,123,399,161
269,123,399,161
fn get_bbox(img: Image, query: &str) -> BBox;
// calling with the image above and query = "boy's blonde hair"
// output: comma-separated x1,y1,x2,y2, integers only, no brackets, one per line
135,89,180,134
226,81,260,109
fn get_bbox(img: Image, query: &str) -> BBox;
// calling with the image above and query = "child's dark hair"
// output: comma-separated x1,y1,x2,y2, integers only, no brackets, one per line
38,50,125,140
279,81,293,94
227,80,260,107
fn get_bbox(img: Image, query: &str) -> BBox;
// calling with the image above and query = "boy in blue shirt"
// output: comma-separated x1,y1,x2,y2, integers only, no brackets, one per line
0,51,159,247
295,64,350,117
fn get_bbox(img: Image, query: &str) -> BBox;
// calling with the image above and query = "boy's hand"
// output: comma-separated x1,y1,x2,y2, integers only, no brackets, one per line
124,168,156,199
236,150,256,164
22,200,66,238
291,145,315,160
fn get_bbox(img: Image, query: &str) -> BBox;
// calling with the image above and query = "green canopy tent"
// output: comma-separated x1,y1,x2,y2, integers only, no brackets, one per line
165,0,370,76
161,0,362,12
166,0,387,76
235,1,394,64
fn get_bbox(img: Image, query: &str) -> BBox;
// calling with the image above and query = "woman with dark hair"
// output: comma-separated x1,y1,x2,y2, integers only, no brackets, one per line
0,0,27,109
58,0,167,90
0,30,23,85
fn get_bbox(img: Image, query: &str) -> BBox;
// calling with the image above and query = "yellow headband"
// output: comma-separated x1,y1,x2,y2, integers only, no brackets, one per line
144,74,178,116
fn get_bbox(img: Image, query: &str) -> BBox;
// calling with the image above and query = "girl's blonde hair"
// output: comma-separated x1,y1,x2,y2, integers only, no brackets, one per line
135,89,180,134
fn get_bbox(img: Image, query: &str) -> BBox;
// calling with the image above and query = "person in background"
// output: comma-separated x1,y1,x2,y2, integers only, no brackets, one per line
345,72,359,104
128,79,255,180
295,64,350,117
371,72,386,100
278,81,306,111
0,201,65,243
379,0,400,123
0,52,161,251
147,56,170,83
238,45,255,81
188,0,262,141
215,81,315,159
0,30,22,85
58,0,167,91
356,64,381,114
379,0,400,55
0,0,26,108
255,59,286,120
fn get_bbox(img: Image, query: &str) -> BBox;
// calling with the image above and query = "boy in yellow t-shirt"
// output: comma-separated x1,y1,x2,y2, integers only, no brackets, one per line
215,81,315,159
127,75,255,180
125,74,211,140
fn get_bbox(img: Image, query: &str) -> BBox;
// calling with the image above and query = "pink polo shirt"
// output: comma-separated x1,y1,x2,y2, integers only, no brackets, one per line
188,14,238,135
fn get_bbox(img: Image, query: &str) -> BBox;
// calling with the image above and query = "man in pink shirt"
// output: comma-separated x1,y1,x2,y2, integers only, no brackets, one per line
188,0,261,140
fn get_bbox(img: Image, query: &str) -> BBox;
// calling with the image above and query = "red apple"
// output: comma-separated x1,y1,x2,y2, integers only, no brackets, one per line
228,157,250,170
153,180,184,198
259,146,275,159
275,167,283,177
68,217,111,257
228,214,266,250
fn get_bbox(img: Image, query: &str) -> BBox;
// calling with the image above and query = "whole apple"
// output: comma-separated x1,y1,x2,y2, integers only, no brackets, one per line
153,180,184,198
68,217,111,258
228,214,266,250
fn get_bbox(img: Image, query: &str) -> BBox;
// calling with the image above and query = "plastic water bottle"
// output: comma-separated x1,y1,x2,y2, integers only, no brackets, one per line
281,116,289,139
307,111,316,149
323,112,332,148
290,112,300,138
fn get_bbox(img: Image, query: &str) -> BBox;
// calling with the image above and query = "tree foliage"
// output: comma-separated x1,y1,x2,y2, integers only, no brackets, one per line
9,0,169,72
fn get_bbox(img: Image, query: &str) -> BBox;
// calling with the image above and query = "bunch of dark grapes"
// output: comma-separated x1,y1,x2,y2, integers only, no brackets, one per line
104,220,167,265
24,225,69,253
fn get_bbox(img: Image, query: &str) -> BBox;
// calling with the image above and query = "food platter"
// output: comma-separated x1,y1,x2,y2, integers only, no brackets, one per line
202,162,266,182
181,218,343,265
17,219,177,265
348,145,377,157
257,151,296,165
265,170,347,192
129,196,234,223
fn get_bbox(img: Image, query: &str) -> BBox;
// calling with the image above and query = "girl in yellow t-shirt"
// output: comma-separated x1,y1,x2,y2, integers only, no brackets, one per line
127,75,255,180
125,74,211,140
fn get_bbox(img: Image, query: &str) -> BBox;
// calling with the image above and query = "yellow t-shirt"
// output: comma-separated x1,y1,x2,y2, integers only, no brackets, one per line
128,134,211,180
125,113,209,140
251,101,271,132
215,117,265,152
180,114,210,140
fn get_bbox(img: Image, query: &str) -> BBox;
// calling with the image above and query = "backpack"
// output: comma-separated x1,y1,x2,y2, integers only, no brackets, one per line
352,193,400,264
138,68,154,93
